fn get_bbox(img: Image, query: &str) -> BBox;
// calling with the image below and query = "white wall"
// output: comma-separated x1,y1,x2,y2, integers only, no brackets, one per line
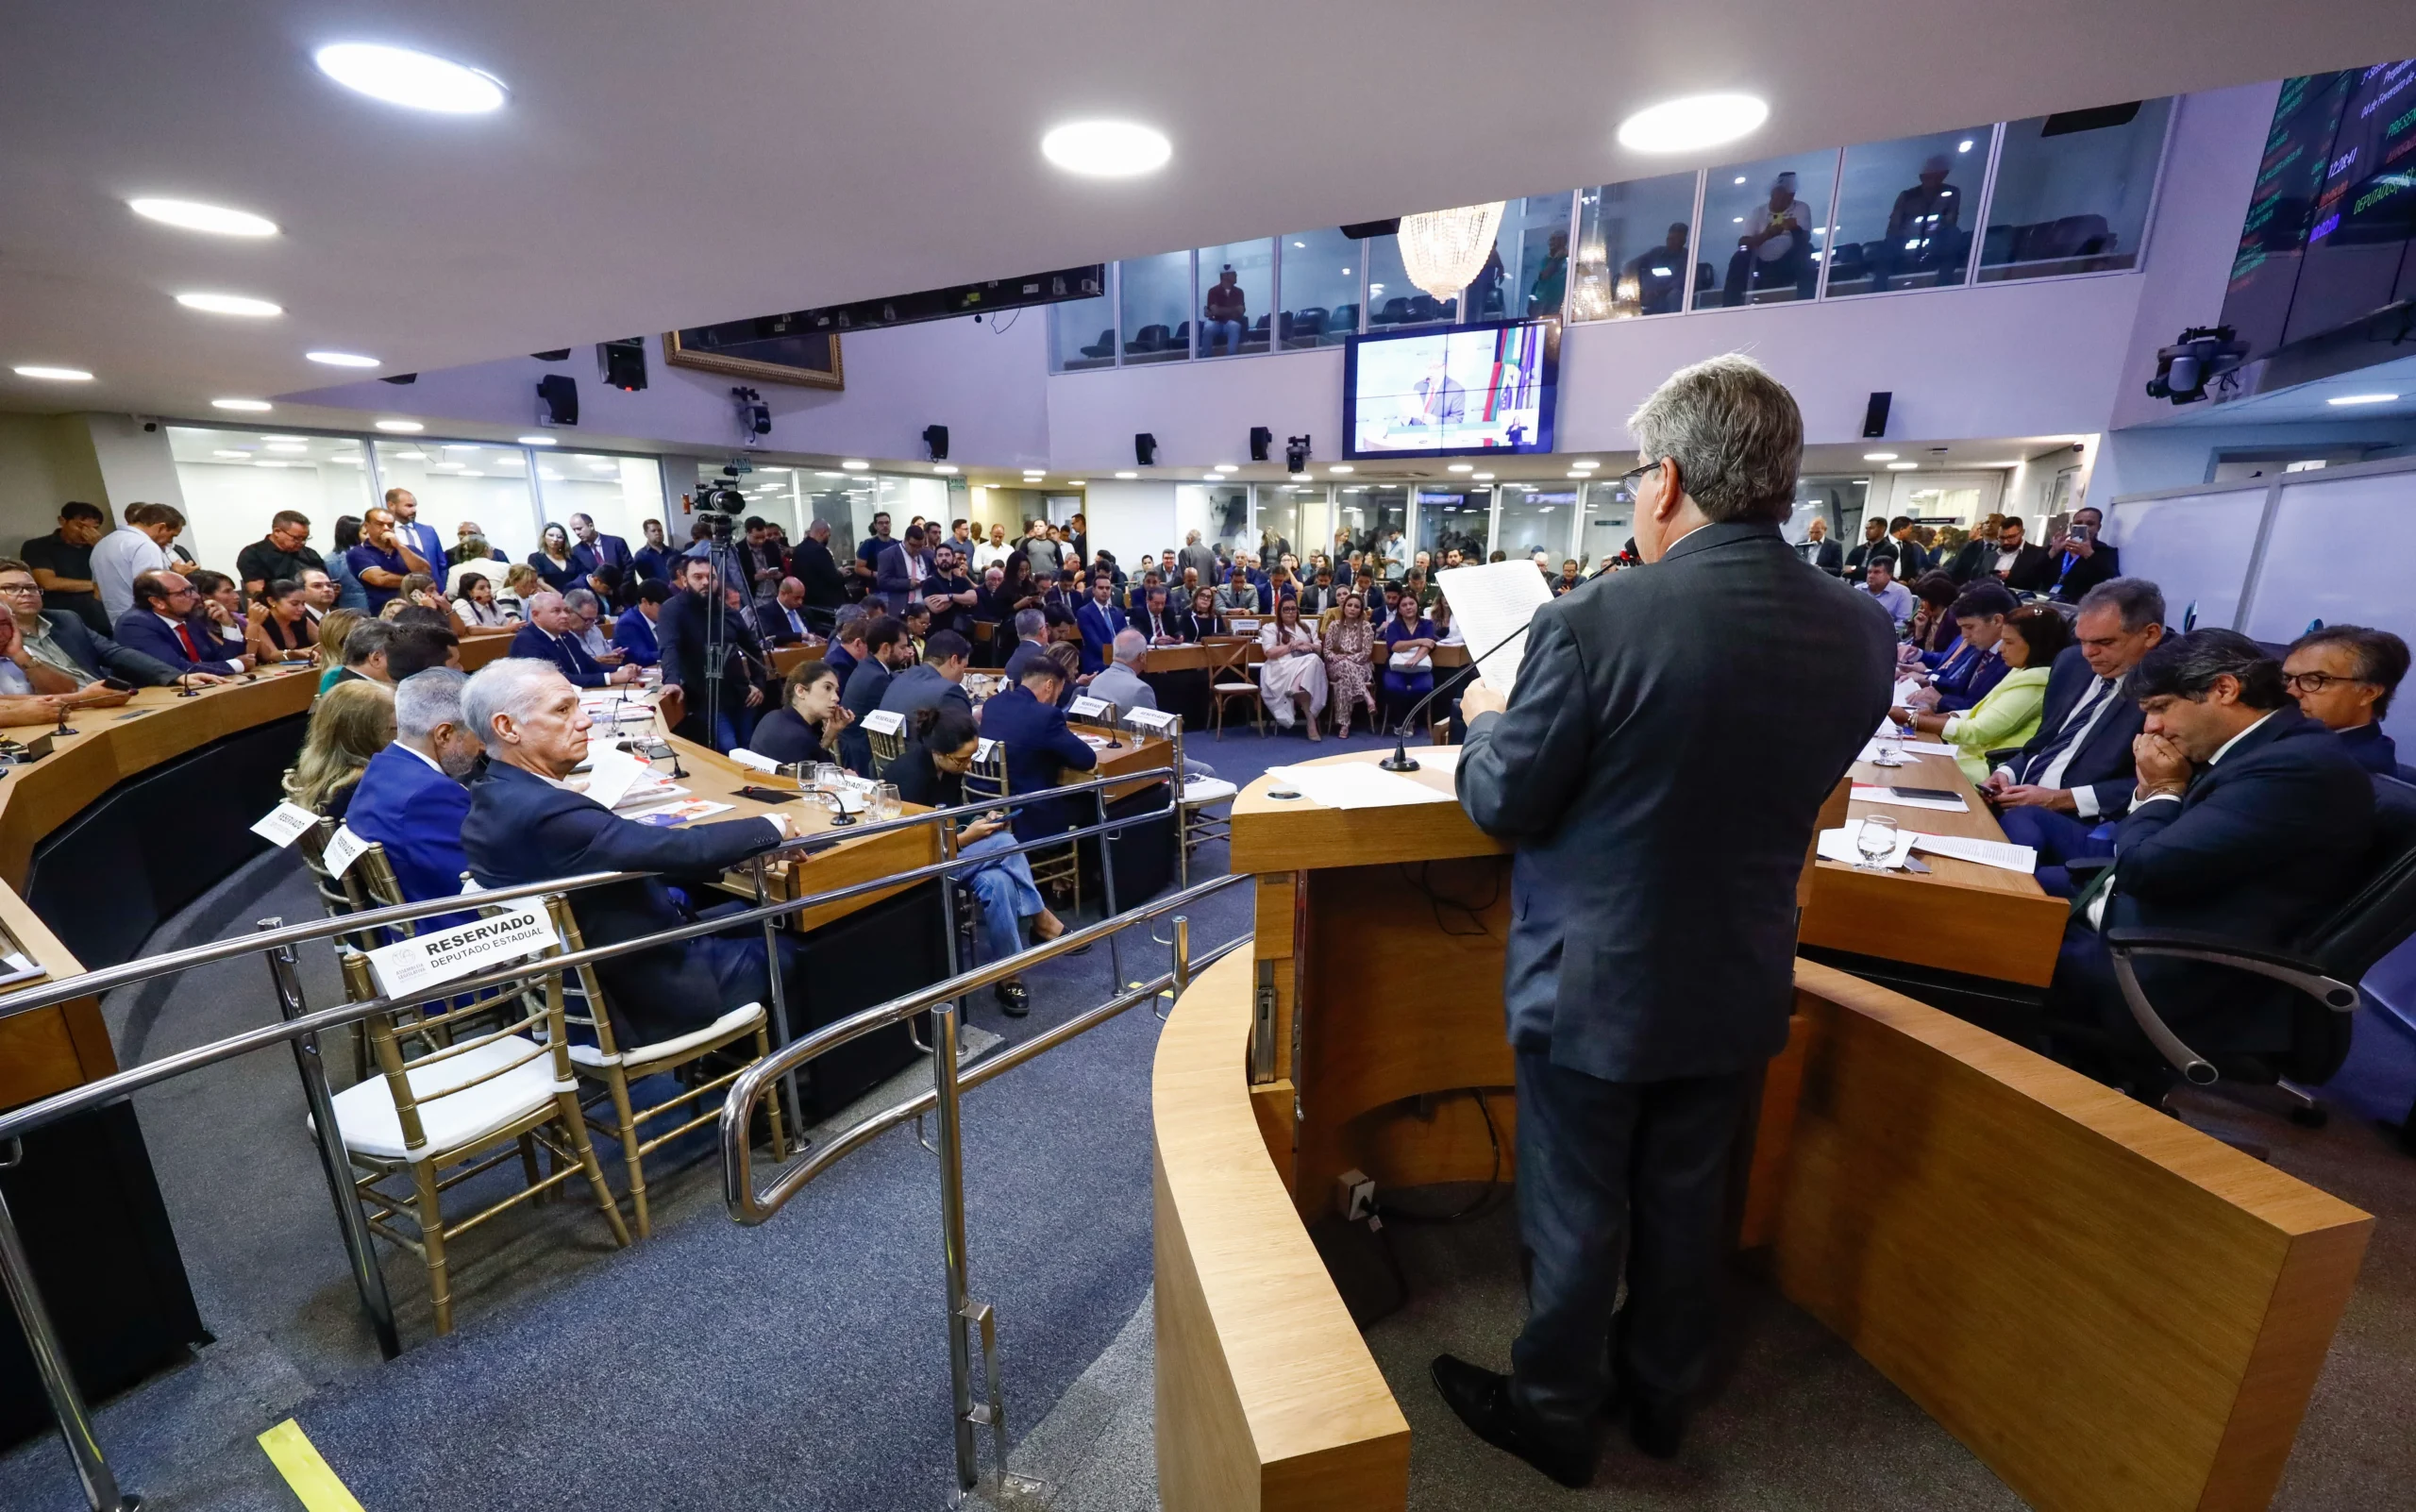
1079,480,1178,576
174,457,377,577
0,415,108,551
81,415,186,519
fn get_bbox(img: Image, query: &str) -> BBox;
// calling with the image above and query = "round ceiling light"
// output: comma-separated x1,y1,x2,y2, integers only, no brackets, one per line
1616,93,1770,154
176,292,282,317
313,43,507,114
374,419,424,432
127,198,279,238
211,397,273,412
1041,120,1172,177
306,350,379,367
12,365,93,381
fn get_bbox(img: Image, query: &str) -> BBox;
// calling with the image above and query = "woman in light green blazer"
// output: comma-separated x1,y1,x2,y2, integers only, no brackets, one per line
1892,605,2073,782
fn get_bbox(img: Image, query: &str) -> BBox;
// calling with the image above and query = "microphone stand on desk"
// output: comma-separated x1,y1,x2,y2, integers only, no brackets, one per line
1378,622,1525,773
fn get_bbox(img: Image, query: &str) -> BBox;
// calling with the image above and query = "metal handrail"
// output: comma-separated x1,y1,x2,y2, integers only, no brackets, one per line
719,872,1251,1222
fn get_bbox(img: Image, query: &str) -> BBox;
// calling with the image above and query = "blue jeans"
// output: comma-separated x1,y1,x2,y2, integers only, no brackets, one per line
1202,318,1245,355
956,831,1046,966
1997,806,2115,898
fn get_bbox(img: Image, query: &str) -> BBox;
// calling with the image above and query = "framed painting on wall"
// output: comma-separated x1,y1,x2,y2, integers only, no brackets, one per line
662,319,844,389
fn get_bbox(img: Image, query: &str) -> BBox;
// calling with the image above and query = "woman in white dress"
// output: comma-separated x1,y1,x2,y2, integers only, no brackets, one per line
1257,596,1327,738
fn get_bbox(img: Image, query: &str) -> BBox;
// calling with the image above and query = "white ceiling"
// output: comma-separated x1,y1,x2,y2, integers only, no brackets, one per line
7,1,2416,423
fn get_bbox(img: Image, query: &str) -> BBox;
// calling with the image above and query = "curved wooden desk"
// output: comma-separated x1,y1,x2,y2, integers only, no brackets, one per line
1156,753,2372,1512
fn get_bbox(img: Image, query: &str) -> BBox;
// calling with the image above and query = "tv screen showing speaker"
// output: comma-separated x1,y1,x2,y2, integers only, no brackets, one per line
1342,319,1559,460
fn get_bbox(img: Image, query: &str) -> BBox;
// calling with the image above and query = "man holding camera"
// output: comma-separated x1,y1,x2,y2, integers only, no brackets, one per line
2047,506,2119,603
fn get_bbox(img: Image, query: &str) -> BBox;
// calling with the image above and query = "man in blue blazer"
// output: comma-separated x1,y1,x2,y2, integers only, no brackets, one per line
1988,578,2166,889
385,489,447,578
838,619,911,773
2050,630,2374,1079
510,591,637,690
344,668,482,933
1073,574,1126,676
457,658,797,1047
567,513,633,596
874,525,933,616
612,581,669,667
978,657,1097,845
114,570,248,675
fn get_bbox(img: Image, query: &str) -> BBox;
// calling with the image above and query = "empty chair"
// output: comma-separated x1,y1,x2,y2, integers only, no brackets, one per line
1208,639,1262,739
1079,328,1114,360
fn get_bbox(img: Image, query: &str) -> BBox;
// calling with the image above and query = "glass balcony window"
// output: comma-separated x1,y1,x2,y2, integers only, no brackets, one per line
1119,250,1194,364
1696,152,1841,309
1825,126,1991,296
1279,227,1361,348
1981,98,2172,281
1195,240,1273,357
1570,174,1701,320
1049,270,1116,371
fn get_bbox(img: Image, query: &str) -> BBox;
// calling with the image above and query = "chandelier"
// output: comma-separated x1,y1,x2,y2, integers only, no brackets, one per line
1397,201,1507,303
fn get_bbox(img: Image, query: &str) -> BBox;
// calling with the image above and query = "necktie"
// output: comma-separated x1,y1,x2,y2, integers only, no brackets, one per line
2022,679,2108,782
176,623,201,661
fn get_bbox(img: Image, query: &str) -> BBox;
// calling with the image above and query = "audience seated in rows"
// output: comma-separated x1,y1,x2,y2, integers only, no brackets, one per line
0,557,182,690
979,655,1098,851
839,619,912,773
880,630,973,723
118,570,249,676
1894,604,2072,781
511,591,637,691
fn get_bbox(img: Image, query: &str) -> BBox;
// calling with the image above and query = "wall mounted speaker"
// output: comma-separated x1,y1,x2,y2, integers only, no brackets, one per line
1134,432,1157,466
530,348,573,362
536,375,579,427
1861,392,1892,439
1249,426,1273,462
923,424,950,461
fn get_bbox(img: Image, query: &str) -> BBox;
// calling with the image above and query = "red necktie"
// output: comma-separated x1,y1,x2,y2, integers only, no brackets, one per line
176,623,201,661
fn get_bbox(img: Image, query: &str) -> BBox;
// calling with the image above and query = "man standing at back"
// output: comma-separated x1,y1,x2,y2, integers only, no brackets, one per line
1434,355,1894,1486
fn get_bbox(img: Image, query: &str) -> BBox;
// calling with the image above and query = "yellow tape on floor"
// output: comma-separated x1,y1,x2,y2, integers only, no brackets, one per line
258,1419,366,1512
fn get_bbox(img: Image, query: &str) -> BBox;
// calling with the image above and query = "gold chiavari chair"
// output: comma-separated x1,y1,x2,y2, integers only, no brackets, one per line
540,896,781,1239
329,923,629,1336
982,738,1081,912
1207,639,1263,739
866,725,908,781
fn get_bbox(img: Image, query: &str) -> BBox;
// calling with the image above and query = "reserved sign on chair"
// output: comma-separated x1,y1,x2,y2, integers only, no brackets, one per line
367,905,560,998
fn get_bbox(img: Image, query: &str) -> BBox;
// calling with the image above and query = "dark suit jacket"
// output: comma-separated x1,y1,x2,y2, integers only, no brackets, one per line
1843,539,1895,583
2105,709,2374,1050
1455,520,1895,1082
875,543,931,613
509,623,611,689
1891,537,1933,579
1132,604,1191,643
2048,542,2119,602
839,658,893,774
655,590,764,697
754,599,814,647
344,743,476,932
611,606,660,667
979,683,1097,843
112,609,242,674
461,762,784,1044
878,663,971,723
2339,721,2398,776
1074,599,1125,674
568,535,631,584
793,539,848,607
2004,644,2143,815
1800,538,1844,575
38,610,178,685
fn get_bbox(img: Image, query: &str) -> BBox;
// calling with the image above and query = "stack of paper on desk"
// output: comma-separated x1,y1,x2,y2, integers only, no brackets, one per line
1435,561,1554,693
1264,763,1453,810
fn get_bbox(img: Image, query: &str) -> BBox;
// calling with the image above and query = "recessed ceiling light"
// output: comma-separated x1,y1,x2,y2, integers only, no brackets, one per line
517,434,557,445
1066,480,1086,486
1114,471,1137,479
932,463,959,474
1041,120,1172,176
175,292,281,317
265,442,309,453
1569,460,1599,469
212,449,252,459
374,419,424,432
391,450,427,461
1329,464,1355,474
1617,93,1770,154
757,465,790,474
1567,471,1587,479
816,471,846,479
12,365,92,382
1472,472,1495,480
1214,463,1238,473
1887,462,1919,471
127,197,278,238
1958,139,1976,152
307,350,379,367
2327,393,2400,406
1734,176,1747,185
211,397,273,412
253,460,289,469
313,42,507,114
841,460,869,470
1447,463,1474,474
1863,452,1898,462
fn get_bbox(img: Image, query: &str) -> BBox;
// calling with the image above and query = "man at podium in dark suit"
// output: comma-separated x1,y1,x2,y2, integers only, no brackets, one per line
1436,355,1895,1487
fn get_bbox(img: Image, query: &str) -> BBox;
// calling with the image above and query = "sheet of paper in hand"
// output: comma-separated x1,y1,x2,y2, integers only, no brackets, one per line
1434,560,1554,694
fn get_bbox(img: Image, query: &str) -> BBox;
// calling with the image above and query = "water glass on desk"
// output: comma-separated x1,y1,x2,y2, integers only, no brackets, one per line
873,782,900,822
1856,815,1900,871
1872,728,1906,768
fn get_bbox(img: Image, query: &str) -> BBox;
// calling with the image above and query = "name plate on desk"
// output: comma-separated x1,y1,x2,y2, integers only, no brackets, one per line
862,709,905,736
1126,708,1179,734
1066,696,1111,721
250,801,319,848
367,905,559,998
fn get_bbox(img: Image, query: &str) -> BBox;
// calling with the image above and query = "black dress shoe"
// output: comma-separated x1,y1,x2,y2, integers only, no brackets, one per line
1429,1354,1595,1489
1627,1393,1687,1460
993,981,1031,1016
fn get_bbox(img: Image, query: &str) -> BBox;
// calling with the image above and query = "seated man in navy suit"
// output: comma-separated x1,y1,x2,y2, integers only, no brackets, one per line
1987,578,2165,895
113,570,251,676
344,667,483,933
2048,630,2374,1089
457,658,798,1047
612,580,670,668
1073,572,1126,676
509,591,639,690
977,654,1097,848
2283,625,2406,776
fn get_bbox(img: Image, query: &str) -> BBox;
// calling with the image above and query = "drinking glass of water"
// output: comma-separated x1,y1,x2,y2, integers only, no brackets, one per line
1872,726,1906,767
874,782,901,822
1855,815,1900,871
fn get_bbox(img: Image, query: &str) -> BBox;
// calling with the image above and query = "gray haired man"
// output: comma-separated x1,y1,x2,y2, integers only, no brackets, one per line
1434,355,1894,1484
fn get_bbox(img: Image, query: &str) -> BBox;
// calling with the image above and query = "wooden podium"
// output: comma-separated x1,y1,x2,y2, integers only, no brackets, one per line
1154,749,2372,1512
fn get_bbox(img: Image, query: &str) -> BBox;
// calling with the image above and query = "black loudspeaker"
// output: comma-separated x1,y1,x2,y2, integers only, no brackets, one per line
923,424,950,461
599,338,647,392
536,375,579,427
530,348,573,362
1134,432,1157,466
1861,392,1891,439
1249,426,1273,462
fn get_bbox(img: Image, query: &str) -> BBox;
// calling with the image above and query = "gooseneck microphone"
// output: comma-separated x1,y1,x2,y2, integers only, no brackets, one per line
1378,620,1530,773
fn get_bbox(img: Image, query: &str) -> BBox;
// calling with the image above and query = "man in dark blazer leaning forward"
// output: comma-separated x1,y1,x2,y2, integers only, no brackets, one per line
457,656,796,1049
1436,355,1897,1487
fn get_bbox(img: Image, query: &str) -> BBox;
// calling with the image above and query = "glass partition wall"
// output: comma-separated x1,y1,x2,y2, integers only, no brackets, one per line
1050,95,2173,370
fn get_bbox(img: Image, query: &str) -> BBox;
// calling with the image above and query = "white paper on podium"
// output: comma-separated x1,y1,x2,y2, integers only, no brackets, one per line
1435,561,1553,694
1265,763,1454,810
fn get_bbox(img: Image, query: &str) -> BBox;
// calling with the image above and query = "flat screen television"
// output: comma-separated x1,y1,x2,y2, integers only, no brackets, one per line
1342,318,1559,461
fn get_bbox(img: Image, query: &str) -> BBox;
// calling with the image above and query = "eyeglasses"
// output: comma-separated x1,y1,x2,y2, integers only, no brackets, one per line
2285,671,2370,695
1620,459,1662,493
0,582,42,596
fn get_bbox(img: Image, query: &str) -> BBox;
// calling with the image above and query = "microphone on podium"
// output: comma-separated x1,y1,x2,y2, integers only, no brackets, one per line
1378,620,1530,774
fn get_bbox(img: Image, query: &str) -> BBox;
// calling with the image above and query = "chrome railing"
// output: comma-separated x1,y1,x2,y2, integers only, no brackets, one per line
718,873,1250,1504
0,761,1183,1512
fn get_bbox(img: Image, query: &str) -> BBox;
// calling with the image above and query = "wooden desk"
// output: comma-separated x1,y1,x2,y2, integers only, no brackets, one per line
767,640,826,680
457,627,519,670
1162,759,2373,1512
1066,725,1174,804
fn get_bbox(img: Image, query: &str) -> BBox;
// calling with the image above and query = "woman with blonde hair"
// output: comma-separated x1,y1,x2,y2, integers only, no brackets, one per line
313,608,364,694
285,677,395,820
496,563,543,620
